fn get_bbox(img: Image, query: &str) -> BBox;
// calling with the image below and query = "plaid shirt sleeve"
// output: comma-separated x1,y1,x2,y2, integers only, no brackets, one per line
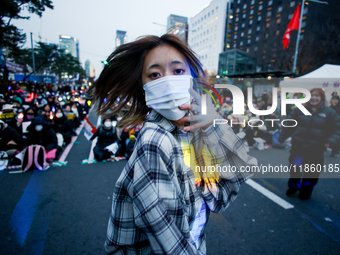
193,114,257,213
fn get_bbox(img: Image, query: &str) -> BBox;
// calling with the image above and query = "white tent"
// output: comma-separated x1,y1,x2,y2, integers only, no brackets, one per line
280,64,340,101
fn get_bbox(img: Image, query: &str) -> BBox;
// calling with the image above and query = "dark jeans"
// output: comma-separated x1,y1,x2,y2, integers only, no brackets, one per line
288,147,324,192
93,146,112,161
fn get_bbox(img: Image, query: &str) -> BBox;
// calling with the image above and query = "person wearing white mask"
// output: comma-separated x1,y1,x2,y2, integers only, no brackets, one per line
51,108,76,146
71,103,79,118
89,34,256,254
90,117,118,161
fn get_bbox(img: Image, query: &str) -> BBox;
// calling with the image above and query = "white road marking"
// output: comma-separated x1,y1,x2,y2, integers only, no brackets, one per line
58,106,94,164
246,179,294,210
58,122,84,163
88,115,101,161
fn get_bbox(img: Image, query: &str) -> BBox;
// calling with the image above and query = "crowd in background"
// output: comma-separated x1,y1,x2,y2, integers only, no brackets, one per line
92,85,340,162
1,78,339,167
0,79,90,166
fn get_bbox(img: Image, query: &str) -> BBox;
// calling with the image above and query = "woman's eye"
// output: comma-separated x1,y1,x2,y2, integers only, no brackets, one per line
174,69,185,75
149,73,160,78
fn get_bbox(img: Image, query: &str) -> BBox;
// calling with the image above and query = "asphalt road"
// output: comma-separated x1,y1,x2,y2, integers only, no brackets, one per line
1,109,339,255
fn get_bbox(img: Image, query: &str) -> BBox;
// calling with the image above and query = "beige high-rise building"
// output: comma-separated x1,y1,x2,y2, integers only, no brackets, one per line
85,59,94,78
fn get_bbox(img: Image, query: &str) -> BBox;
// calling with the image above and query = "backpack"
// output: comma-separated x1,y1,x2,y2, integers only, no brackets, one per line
22,145,47,171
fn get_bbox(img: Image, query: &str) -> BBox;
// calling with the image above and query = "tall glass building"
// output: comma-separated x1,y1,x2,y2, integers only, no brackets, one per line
115,30,127,48
167,14,188,43
85,59,94,78
59,35,79,60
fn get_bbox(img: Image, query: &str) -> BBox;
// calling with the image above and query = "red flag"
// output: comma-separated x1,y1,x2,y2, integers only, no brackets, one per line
282,3,301,49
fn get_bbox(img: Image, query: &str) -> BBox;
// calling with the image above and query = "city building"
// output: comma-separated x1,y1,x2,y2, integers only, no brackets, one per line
188,0,231,76
85,60,94,78
115,30,128,48
218,48,256,76
59,35,79,60
228,0,340,75
167,14,188,43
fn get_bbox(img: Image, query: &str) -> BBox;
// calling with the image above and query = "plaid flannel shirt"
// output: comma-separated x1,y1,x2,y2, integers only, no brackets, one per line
105,110,256,255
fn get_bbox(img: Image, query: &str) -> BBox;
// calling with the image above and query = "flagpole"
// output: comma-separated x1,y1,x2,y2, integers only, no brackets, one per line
292,0,305,74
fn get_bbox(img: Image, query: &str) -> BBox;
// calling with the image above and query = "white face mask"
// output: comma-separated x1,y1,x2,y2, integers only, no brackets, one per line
35,125,43,132
104,121,112,128
143,75,191,120
56,112,63,118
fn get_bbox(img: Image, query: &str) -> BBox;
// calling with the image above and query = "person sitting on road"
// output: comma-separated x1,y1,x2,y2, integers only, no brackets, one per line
90,117,118,161
42,104,51,114
11,93,23,105
23,107,37,122
243,115,275,148
33,94,48,110
0,120,23,152
26,116,58,155
1,104,17,129
12,97,25,114
71,102,84,119
13,107,37,137
51,108,76,146
47,95,56,108
63,104,78,128
70,102,83,128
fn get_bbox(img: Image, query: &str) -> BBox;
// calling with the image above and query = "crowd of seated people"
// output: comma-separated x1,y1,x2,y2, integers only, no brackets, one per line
90,114,142,162
0,80,90,166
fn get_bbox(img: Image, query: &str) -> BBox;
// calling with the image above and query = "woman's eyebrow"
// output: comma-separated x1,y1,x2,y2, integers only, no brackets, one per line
169,60,185,65
146,60,185,70
147,63,161,70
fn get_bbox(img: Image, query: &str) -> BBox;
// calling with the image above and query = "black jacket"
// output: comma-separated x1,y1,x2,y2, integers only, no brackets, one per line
51,116,75,136
26,116,58,151
331,105,340,116
0,124,23,150
279,103,340,152
90,126,118,148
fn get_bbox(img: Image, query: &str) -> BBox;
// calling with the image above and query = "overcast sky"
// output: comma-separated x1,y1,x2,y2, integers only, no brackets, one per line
11,0,212,78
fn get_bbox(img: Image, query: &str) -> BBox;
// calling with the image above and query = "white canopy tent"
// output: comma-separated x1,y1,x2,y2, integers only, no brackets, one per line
280,64,340,101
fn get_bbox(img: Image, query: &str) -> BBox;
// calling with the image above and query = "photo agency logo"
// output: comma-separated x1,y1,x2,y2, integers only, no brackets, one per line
200,84,312,128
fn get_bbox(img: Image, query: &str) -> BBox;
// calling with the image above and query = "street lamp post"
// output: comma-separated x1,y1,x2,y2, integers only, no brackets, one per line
30,32,36,82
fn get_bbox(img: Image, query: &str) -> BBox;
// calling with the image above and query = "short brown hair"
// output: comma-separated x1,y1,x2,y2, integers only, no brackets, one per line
88,34,205,128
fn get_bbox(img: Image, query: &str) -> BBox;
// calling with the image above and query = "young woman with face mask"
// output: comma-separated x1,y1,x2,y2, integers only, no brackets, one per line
89,34,256,254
